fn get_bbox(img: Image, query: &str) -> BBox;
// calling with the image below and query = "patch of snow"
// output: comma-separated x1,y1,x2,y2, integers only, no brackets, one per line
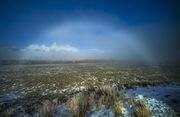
127,85,180,112
146,97,177,117
55,104,71,117
137,95,143,100
53,89,57,94
0,93,21,103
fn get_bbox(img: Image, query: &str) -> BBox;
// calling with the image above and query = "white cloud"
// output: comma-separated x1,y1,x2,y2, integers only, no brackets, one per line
17,42,107,60
24,43,79,52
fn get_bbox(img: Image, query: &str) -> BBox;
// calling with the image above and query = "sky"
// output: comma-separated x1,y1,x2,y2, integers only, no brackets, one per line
0,0,180,64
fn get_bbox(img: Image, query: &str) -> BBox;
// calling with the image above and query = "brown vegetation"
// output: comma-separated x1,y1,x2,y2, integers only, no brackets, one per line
114,100,123,116
134,99,151,117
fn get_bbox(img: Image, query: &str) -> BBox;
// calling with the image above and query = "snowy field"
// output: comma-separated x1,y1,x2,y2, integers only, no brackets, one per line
0,62,180,116
54,85,179,117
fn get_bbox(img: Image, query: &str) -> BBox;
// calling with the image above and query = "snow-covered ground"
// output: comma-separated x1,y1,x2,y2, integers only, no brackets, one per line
87,96,177,117
55,85,179,117
146,97,176,117
55,95,177,117
0,93,22,104
127,85,180,112
0,85,179,117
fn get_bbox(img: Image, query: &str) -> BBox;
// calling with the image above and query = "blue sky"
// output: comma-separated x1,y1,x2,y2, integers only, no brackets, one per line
0,0,179,63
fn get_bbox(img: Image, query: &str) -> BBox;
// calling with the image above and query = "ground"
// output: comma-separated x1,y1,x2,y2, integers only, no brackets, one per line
0,61,180,116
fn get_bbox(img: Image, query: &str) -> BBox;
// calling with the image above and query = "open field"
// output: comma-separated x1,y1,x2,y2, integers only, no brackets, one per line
0,61,180,116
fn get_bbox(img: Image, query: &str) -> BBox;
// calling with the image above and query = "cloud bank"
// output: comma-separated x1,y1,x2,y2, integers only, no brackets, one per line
0,42,107,61
24,43,79,52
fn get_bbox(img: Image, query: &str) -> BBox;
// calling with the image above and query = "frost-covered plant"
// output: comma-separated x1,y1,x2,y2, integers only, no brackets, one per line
114,100,123,116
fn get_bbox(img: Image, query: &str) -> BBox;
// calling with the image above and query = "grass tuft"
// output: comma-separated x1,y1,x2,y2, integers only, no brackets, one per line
97,96,103,111
114,100,123,116
67,95,82,117
134,99,151,117
38,100,55,117
128,96,135,108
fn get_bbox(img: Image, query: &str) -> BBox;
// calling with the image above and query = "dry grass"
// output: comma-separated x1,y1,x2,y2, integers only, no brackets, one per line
96,85,117,109
128,97,135,108
67,94,89,117
98,85,115,97
114,100,123,116
97,96,103,111
137,99,146,108
38,100,55,117
134,99,151,117
67,95,82,117
66,85,122,116
79,95,89,117
88,92,95,111
52,98,59,107
104,95,111,108
134,106,151,117
66,86,119,117
0,84,128,117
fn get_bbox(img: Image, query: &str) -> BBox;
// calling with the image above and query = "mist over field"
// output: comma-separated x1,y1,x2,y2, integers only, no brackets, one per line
0,0,180,117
